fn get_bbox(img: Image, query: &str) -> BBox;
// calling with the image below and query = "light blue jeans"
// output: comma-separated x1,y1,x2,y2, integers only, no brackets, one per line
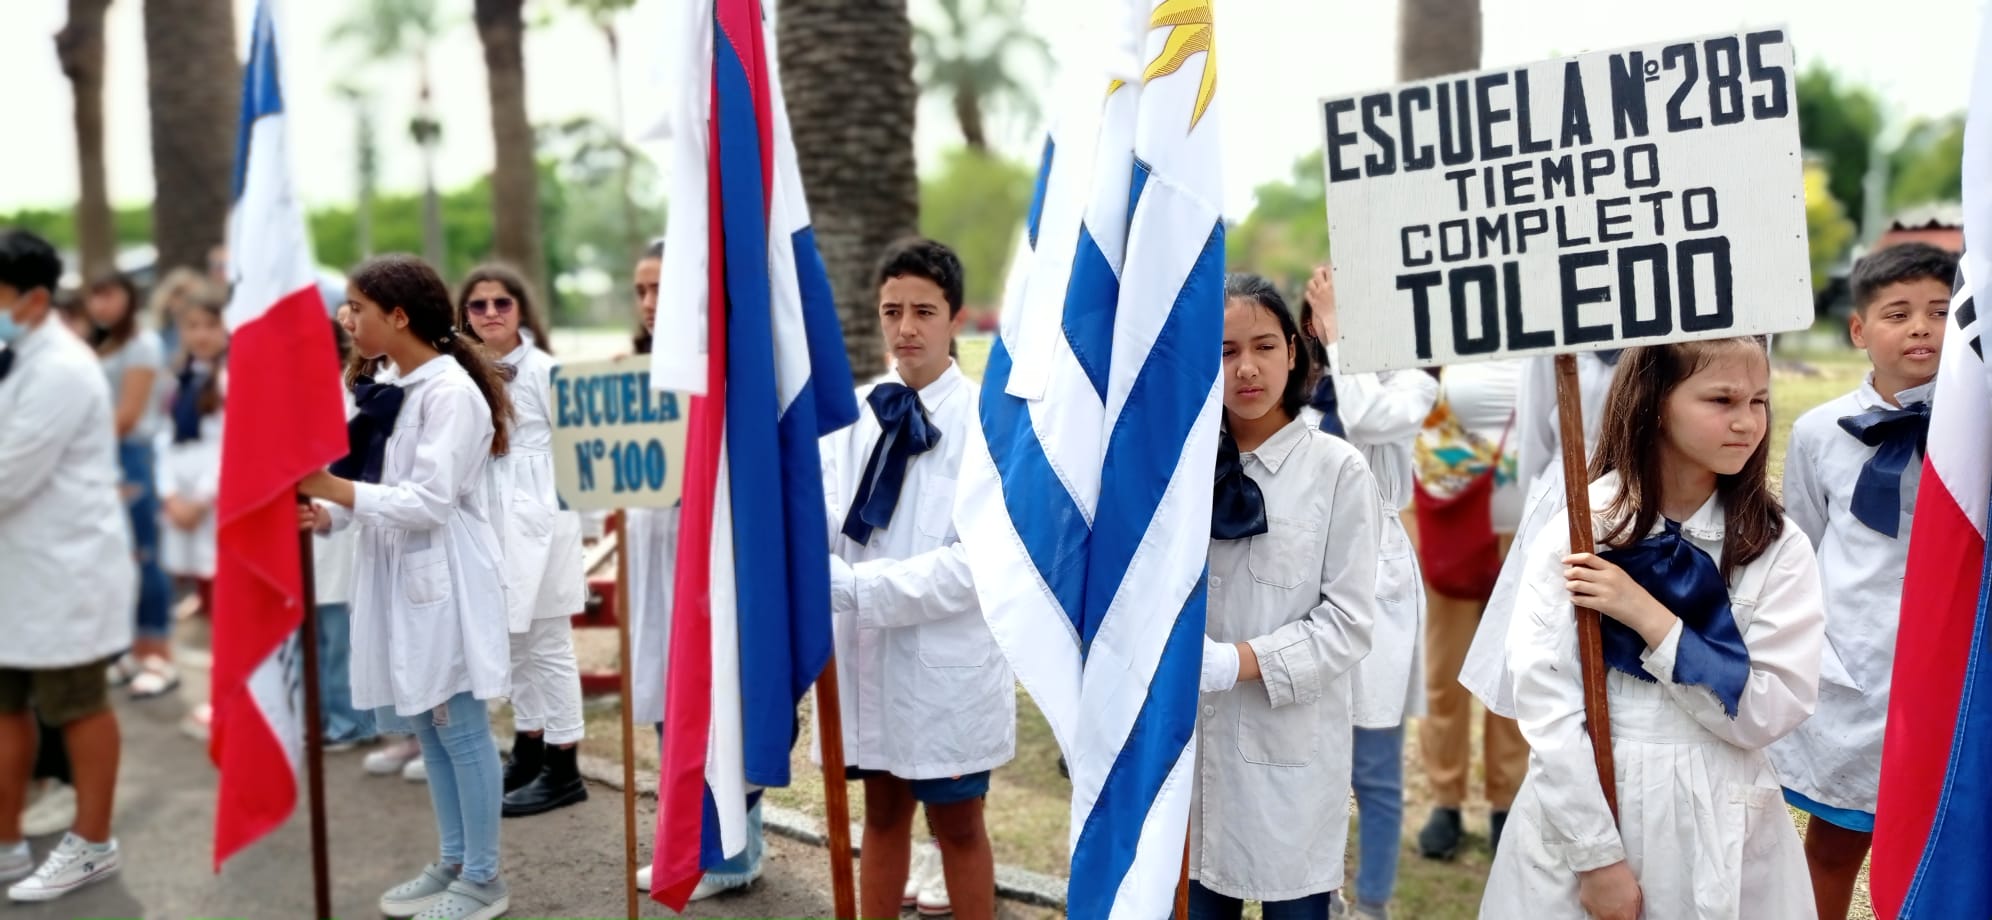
314,604,375,745
382,692,503,883
1350,724,1405,909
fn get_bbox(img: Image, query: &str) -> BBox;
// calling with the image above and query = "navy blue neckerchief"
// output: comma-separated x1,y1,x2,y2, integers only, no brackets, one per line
171,358,209,444
1211,432,1269,540
1596,519,1750,717
330,375,407,485
840,382,941,545
1837,401,1931,538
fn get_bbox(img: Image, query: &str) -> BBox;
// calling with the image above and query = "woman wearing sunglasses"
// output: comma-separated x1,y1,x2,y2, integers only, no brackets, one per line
456,265,590,817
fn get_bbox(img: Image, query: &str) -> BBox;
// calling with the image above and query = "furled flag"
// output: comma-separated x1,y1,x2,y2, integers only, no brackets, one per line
645,0,859,907
953,0,1225,916
1870,11,1992,915
209,0,349,870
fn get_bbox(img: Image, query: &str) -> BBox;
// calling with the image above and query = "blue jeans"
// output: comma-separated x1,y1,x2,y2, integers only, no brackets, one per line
1187,881,1331,920
118,440,171,641
386,693,503,883
655,723,764,878
1350,724,1405,909
313,604,374,745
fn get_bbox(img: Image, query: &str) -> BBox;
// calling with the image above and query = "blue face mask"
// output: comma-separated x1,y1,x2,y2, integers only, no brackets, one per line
0,305,20,345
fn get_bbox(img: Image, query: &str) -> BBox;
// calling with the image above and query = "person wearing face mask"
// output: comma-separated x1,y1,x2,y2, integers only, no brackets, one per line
0,229,134,903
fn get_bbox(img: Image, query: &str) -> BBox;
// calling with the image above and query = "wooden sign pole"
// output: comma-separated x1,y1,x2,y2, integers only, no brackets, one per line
814,660,859,920
294,493,333,920
1553,354,1619,819
613,511,640,919
1176,836,1191,919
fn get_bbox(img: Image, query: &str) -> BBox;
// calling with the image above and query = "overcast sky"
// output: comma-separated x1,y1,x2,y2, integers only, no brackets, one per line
2,0,1981,222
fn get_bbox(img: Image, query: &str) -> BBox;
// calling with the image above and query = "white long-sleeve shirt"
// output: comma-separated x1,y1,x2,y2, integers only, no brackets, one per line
491,333,586,630
1481,473,1822,918
1316,343,1438,726
339,356,511,716
0,320,134,668
819,362,1015,779
1767,375,1931,814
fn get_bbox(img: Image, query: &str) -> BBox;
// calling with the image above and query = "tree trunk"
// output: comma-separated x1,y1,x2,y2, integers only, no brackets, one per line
1396,0,1481,81
476,0,545,291
778,0,920,381
143,0,239,277
57,0,116,281
953,85,988,151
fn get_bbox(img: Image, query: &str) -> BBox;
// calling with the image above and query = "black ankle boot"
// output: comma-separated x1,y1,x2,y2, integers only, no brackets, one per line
502,743,589,817
1418,806,1464,861
1490,810,1509,856
503,732,545,794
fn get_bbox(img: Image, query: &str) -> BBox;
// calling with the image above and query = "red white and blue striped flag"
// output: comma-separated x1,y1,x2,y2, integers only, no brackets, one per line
1870,11,1992,914
646,0,859,907
209,0,348,870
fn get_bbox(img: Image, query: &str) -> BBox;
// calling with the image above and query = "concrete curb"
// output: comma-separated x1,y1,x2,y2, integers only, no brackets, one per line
546,743,1068,911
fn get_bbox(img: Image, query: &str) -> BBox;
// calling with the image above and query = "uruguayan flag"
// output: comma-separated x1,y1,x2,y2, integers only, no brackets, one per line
955,1,1224,916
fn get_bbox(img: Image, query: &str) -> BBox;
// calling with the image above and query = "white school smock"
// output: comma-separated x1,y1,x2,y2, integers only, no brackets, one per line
1438,359,1526,533
626,504,679,726
1316,343,1438,727
818,362,1015,780
158,364,224,579
490,333,587,632
0,321,135,668
1460,351,1620,718
339,356,512,716
1479,474,1822,920
1192,416,1379,902
1766,376,1930,815
314,387,362,608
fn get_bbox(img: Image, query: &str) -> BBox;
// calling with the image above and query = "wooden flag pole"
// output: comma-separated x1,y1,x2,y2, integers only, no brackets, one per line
1553,354,1620,819
294,493,333,920
613,511,641,919
815,659,859,920
1176,835,1191,919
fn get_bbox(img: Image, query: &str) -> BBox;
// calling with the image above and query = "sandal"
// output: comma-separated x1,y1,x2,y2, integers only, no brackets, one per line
127,656,181,699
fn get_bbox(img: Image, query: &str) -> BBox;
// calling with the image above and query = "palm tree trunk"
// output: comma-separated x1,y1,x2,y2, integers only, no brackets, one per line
953,86,988,152
357,110,377,258
778,0,920,381
421,151,446,270
476,0,545,291
1397,0,1481,81
143,0,239,276
57,0,116,281
601,22,644,262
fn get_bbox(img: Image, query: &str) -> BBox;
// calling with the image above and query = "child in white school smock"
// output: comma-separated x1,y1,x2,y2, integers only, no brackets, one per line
1766,242,1953,920
156,294,228,622
1296,265,1436,919
821,239,1013,920
1191,274,1380,920
455,264,591,819
1479,339,1823,920
300,255,516,920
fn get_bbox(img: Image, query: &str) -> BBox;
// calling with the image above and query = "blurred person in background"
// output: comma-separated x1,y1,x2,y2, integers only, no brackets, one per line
0,229,132,902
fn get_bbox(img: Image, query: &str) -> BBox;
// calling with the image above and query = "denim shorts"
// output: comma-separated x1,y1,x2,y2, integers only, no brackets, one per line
845,767,991,805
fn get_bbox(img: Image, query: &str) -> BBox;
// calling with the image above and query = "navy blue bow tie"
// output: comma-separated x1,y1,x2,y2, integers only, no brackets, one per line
1595,349,1623,366
330,376,407,485
840,383,941,545
0,349,12,385
1211,432,1269,541
1308,375,1346,438
1597,520,1751,717
1838,401,1931,538
171,361,207,444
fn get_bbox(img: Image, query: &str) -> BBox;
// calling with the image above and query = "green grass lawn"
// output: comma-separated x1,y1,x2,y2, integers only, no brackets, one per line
561,340,1880,917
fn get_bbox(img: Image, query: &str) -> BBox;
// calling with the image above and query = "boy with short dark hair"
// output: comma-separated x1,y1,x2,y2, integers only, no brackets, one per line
823,237,1011,920
0,229,132,902
1768,241,1955,920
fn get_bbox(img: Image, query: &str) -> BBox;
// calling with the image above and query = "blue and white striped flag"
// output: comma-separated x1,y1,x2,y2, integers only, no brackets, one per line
955,1,1224,916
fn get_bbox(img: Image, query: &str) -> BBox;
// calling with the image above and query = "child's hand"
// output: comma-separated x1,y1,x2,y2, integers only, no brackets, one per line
1564,553,1676,647
1577,861,1642,920
1304,266,1338,343
298,502,331,534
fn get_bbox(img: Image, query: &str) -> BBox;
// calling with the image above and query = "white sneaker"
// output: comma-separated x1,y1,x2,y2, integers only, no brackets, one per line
912,841,950,916
904,840,935,908
21,781,77,838
689,865,760,901
0,843,30,885
7,834,119,902
365,738,421,776
635,864,652,892
402,757,428,783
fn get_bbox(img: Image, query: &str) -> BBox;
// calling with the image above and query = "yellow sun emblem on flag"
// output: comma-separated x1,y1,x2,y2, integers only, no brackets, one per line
1109,0,1217,129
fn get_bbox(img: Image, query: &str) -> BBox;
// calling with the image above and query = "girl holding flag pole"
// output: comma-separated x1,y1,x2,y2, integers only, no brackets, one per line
1478,338,1823,920
299,255,516,920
